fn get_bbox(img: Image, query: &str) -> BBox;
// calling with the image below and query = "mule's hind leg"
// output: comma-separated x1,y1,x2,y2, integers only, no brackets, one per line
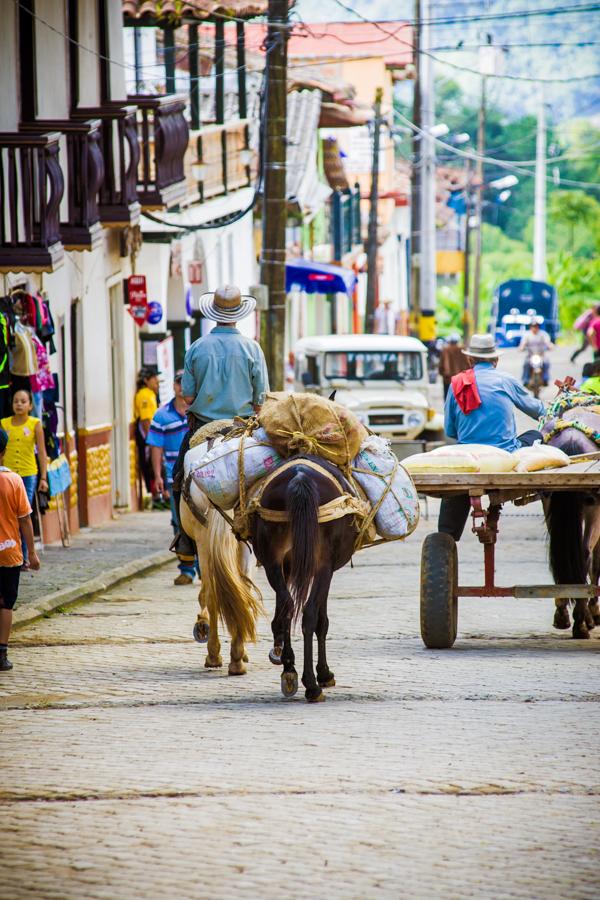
280,619,298,697
301,576,326,703
315,571,335,688
572,598,591,639
205,603,223,667
553,598,571,630
228,629,247,676
193,578,210,644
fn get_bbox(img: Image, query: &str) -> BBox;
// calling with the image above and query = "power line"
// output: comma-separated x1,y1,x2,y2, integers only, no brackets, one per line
331,1,600,28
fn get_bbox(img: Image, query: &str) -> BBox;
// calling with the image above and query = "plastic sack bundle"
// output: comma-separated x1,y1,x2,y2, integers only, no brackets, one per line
259,391,368,468
402,443,516,474
352,437,420,540
188,427,283,508
512,444,570,473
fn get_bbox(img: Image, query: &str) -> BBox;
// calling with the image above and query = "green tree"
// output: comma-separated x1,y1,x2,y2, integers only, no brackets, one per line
549,190,600,254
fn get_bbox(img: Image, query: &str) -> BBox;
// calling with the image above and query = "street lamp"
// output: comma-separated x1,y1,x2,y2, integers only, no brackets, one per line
489,174,518,191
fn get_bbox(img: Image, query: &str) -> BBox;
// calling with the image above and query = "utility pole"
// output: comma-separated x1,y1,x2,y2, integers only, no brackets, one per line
419,0,436,331
533,85,547,281
472,72,486,333
260,0,288,390
365,87,383,333
409,0,422,337
462,158,473,344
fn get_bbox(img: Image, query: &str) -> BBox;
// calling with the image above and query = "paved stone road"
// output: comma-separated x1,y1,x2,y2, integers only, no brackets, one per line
2,495,599,899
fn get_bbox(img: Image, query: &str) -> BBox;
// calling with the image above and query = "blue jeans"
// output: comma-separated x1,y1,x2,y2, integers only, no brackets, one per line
169,488,198,578
21,475,37,561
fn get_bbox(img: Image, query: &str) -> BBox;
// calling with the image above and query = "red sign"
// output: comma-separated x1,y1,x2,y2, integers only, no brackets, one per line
127,274,148,326
187,260,203,284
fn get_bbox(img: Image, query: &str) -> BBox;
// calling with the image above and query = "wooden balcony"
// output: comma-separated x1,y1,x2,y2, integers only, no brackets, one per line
73,103,141,227
0,132,64,273
185,119,251,202
128,95,189,209
22,119,104,252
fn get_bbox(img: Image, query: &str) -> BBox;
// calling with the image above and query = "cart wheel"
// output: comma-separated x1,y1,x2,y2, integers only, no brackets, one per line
420,532,458,649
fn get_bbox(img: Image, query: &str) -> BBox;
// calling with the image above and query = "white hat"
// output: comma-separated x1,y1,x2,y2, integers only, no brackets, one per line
464,333,503,359
197,285,256,322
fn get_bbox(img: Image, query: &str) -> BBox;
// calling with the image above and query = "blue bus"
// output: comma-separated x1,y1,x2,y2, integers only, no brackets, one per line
489,279,560,347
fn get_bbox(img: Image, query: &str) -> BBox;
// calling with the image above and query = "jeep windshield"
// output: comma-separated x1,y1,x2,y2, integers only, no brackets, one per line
324,351,423,382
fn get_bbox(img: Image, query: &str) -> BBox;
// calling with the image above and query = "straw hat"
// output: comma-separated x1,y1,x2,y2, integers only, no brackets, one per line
464,333,503,359
197,285,256,322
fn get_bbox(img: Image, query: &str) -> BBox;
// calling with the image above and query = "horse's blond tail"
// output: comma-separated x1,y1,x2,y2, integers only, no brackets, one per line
205,509,263,644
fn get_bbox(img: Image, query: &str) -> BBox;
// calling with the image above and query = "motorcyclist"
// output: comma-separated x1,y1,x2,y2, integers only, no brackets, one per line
519,318,553,387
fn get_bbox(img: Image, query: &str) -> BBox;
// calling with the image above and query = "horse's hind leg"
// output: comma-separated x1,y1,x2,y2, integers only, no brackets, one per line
193,578,210,644
572,598,591,639
301,573,328,703
205,602,223,667
315,571,335,688
280,619,298,697
228,628,247,676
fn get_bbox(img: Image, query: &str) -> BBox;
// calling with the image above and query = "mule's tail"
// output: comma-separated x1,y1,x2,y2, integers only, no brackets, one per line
286,470,320,623
546,491,587,586
206,509,263,643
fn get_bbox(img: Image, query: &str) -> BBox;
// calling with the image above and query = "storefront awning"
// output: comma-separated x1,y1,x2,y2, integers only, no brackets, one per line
286,259,357,296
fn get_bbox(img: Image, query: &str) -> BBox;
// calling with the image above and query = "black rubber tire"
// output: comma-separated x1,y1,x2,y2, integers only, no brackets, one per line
420,532,458,649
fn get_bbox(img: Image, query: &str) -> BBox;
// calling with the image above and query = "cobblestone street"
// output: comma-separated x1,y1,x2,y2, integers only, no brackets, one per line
2,492,599,898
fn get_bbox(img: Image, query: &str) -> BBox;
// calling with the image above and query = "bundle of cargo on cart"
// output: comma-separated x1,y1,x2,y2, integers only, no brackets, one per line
183,392,421,550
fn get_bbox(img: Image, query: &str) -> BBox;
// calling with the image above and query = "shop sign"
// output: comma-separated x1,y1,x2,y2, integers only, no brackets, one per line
146,301,163,325
126,274,148,326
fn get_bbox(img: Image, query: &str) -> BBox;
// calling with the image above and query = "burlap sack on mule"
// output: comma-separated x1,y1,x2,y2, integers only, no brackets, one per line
258,392,368,468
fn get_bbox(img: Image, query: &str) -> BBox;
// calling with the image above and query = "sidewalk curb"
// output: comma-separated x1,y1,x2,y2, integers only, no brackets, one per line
12,550,174,629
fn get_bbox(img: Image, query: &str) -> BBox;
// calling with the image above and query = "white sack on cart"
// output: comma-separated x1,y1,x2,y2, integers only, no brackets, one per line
188,427,283,508
352,436,420,539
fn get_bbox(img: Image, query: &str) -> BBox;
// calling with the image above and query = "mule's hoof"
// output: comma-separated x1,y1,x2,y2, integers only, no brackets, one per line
281,671,298,698
553,609,571,630
205,655,223,668
269,646,283,666
228,660,247,676
243,653,249,663
318,675,336,688
572,623,591,640
305,688,325,703
193,621,209,644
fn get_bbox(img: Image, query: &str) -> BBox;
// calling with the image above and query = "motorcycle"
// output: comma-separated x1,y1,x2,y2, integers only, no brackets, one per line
526,353,544,398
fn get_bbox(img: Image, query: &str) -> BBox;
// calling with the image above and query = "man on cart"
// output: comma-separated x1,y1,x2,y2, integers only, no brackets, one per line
439,333,545,541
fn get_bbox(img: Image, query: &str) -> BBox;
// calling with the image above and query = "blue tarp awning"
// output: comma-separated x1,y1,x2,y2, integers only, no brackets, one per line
286,258,357,296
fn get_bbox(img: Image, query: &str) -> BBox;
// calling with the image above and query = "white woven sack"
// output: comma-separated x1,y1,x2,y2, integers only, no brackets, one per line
353,436,420,540
189,427,282,508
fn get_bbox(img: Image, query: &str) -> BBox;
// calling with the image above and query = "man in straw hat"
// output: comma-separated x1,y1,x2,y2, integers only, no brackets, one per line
439,333,545,541
171,285,269,558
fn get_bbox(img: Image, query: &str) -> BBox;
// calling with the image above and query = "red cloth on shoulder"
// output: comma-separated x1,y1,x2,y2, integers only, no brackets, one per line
451,368,482,414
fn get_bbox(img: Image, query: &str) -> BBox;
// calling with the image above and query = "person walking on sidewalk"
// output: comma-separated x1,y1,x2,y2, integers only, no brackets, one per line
147,371,199,585
438,334,467,400
134,368,162,508
1,388,48,559
171,285,269,558
0,428,41,671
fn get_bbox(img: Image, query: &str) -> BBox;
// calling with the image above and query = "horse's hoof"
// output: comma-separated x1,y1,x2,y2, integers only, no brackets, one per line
205,655,223,668
281,672,298,698
269,646,283,665
572,623,591,640
318,676,336,688
193,621,209,644
305,688,325,703
243,653,249,663
228,660,247,676
553,609,571,630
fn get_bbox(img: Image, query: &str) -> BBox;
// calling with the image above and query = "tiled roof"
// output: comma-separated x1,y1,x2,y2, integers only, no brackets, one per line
122,1,278,23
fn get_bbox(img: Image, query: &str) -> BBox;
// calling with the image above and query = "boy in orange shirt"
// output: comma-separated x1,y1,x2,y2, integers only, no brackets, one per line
0,428,40,671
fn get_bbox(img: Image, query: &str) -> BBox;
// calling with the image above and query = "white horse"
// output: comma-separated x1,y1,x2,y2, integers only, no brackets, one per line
179,451,263,675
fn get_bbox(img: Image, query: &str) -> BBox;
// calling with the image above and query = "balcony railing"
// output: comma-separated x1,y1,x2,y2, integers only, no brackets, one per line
185,119,251,202
331,186,362,260
128,95,189,209
22,119,104,252
0,132,64,272
73,103,141,226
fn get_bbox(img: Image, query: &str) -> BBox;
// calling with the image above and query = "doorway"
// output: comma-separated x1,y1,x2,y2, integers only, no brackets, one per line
109,282,130,508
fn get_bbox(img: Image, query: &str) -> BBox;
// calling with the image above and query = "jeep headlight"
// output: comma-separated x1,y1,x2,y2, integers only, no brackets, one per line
406,411,425,428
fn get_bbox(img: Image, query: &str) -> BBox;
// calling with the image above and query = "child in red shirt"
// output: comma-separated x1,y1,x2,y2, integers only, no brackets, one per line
0,428,40,671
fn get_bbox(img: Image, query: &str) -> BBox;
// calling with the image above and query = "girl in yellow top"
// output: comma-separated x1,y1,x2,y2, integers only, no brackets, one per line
1,388,48,506
134,368,159,503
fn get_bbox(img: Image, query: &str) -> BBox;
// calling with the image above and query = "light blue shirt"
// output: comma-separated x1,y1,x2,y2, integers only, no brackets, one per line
444,362,545,452
182,326,269,421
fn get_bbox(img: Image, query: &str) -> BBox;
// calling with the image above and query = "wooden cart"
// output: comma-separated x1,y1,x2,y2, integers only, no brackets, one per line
411,459,600,649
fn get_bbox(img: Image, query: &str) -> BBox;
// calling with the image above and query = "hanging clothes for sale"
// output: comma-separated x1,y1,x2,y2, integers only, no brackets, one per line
10,321,39,377
37,294,56,354
0,305,11,418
